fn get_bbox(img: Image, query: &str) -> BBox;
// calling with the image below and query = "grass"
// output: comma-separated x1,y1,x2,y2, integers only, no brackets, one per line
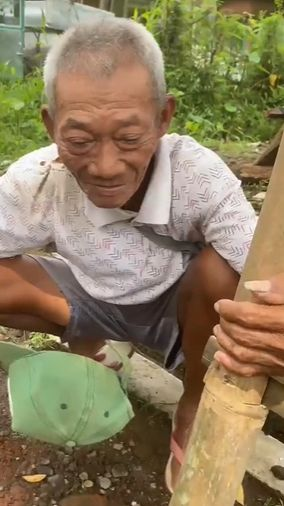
204,139,264,159
0,71,48,173
26,332,61,351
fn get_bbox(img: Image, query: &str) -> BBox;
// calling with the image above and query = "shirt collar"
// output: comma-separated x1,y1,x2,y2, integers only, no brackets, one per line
84,136,172,228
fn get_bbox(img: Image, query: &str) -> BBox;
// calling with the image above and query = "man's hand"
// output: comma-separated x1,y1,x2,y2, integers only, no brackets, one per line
213,274,284,377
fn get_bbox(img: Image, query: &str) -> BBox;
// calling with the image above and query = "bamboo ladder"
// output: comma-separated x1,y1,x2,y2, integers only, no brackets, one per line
169,133,284,506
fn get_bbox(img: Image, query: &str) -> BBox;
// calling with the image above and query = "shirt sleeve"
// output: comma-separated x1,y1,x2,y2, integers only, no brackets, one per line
200,179,257,274
0,157,54,258
172,141,257,274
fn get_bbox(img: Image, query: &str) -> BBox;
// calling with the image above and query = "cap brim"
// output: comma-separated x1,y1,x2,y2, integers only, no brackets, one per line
0,342,36,372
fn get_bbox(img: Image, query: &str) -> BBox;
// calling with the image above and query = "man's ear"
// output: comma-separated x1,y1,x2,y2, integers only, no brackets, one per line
41,106,55,140
159,95,176,136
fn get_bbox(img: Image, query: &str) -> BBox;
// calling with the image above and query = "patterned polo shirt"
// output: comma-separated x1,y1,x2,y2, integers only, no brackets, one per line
0,134,256,304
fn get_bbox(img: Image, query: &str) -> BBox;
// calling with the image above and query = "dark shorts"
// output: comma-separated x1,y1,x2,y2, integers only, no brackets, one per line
32,255,184,370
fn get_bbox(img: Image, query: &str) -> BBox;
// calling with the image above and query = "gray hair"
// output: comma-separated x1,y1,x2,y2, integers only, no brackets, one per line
43,17,166,114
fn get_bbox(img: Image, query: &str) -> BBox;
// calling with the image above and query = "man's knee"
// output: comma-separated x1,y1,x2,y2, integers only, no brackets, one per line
180,245,239,305
0,257,32,312
0,256,70,327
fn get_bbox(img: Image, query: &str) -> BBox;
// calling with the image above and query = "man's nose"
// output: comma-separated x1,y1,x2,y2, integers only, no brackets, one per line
88,141,124,180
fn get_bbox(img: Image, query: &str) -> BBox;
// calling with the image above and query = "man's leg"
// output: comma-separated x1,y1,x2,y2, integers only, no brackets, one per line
0,256,104,357
170,245,239,489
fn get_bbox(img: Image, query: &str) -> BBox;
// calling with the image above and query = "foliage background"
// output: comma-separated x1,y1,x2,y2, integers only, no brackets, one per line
0,0,284,171
135,0,284,140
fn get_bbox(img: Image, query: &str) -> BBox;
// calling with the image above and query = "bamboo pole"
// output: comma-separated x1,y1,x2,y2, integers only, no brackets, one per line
169,133,284,506
203,336,284,419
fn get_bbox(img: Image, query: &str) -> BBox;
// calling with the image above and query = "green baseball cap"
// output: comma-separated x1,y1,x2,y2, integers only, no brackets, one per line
0,342,134,446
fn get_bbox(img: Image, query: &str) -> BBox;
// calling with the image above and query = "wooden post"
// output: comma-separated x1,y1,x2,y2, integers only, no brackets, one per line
169,133,284,506
82,0,100,7
110,0,127,16
254,125,283,167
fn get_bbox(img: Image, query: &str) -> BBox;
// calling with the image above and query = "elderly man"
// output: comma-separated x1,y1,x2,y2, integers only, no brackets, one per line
1,16,278,492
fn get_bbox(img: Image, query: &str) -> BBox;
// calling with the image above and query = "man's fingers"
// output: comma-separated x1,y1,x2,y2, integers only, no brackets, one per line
215,320,284,354
214,351,266,377
213,274,284,377
215,350,284,377
215,299,284,332
214,325,284,368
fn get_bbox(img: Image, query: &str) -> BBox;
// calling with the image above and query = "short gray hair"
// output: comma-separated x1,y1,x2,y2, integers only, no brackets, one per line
44,17,166,114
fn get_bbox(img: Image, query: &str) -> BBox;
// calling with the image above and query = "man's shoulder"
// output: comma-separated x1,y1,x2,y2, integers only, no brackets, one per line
165,133,238,189
11,144,58,167
164,132,205,155
165,133,226,168
3,144,74,194
1,144,75,201
5,144,58,178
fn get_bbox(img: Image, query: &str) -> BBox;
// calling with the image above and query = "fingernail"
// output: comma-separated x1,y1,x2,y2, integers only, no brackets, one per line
213,324,219,336
214,302,220,313
244,280,271,293
214,351,223,362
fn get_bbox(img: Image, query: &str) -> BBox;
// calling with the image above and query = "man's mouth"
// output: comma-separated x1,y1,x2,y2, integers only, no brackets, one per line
90,184,125,196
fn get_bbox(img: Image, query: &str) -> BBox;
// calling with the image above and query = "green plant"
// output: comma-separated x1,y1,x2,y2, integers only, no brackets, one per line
137,0,284,142
0,66,48,171
27,332,61,351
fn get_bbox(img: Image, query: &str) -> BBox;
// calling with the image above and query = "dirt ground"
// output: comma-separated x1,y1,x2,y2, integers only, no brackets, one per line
0,356,282,506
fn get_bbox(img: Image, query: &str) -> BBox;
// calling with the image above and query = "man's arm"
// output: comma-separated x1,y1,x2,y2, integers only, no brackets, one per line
0,157,54,257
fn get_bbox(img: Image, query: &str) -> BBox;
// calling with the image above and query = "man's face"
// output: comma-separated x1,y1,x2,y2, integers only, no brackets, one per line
43,64,174,209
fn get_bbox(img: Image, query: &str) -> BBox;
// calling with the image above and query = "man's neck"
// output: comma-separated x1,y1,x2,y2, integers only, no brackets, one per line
122,157,155,213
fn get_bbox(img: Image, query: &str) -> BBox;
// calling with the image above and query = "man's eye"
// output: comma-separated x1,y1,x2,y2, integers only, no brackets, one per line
66,139,93,152
119,137,140,145
70,140,91,146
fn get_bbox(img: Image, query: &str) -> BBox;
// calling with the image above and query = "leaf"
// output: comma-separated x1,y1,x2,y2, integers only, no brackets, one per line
224,103,237,113
269,73,279,87
22,474,47,483
132,7,139,21
248,51,261,64
236,484,245,505
3,98,25,111
11,99,25,111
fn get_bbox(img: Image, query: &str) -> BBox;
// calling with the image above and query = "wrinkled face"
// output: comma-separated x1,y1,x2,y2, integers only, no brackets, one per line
43,64,175,209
